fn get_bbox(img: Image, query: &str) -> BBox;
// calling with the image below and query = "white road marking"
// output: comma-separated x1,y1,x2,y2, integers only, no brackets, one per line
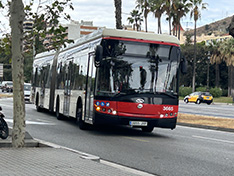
193,135,234,144
4,119,55,125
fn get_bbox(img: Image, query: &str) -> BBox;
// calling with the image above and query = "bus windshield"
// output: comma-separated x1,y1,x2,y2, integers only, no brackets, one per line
95,39,180,97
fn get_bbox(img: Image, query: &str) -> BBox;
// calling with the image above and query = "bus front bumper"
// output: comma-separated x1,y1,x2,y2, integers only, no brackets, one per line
94,112,177,129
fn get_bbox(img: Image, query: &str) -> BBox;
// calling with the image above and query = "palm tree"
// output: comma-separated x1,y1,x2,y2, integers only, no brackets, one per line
190,0,207,92
149,0,165,34
171,0,191,39
127,10,143,31
209,40,222,88
164,0,173,35
218,39,234,96
114,0,123,29
136,0,150,32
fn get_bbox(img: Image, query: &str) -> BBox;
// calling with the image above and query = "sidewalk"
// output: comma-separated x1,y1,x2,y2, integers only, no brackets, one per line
0,129,155,176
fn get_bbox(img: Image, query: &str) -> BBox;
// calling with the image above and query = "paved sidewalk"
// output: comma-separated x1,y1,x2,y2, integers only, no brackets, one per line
0,130,155,176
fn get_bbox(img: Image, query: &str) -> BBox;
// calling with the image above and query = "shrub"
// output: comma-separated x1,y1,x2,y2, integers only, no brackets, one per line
209,87,222,98
196,87,207,92
179,87,192,97
222,89,228,97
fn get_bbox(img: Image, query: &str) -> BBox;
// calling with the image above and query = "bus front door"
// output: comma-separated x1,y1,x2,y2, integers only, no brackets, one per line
84,54,96,122
63,61,72,116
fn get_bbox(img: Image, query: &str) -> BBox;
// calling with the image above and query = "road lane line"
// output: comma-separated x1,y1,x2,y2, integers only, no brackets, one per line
123,137,149,143
5,119,55,125
193,135,234,144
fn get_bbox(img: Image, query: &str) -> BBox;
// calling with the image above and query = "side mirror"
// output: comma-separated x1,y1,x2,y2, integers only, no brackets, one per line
94,45,103,67
180,56,187,74
0,106,2,111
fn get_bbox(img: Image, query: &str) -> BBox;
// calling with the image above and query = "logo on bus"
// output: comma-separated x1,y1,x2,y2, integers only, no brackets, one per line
163,106,174,111
137,104,143,109
136,98,144,103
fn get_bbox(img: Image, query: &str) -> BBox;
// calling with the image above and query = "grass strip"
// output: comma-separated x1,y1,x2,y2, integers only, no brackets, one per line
178,113,234,129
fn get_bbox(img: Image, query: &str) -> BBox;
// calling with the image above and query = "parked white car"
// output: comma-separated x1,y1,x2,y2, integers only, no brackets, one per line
24,83,31,102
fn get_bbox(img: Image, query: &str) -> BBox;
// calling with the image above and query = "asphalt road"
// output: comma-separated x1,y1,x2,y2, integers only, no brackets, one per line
179,100,234,119
1,98,234,176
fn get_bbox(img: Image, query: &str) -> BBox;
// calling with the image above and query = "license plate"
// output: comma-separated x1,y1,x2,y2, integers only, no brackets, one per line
129,121,148,126
206,97,209,99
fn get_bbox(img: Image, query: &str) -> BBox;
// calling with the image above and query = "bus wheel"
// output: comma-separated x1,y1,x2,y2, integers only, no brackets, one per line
56,100,63,120
36,104,42,112
141,126,154,133
36,96,41,112
76,106,88,130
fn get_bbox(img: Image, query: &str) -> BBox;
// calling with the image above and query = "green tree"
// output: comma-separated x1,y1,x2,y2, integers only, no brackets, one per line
136,0,150,32
25,0,74,54
218,39,234,96
164,0,173,35
149,0,165,34
0,34,12,81
190,0,207,92
209,40,222,88
171,0,191,39
127,9,143,31
4,0,74,147
114,0,122,29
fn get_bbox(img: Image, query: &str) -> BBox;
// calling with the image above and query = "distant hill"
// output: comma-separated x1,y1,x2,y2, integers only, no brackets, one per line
186,16,233,36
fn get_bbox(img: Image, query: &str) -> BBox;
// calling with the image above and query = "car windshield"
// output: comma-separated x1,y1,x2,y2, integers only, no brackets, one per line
24,84,31,91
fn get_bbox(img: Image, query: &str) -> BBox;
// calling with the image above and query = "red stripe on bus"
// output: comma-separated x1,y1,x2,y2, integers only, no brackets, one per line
117,102,178,119
103,37,180,47
94,100,178,119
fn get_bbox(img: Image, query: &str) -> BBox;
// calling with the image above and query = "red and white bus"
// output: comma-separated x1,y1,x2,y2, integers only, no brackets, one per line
31,28,186,132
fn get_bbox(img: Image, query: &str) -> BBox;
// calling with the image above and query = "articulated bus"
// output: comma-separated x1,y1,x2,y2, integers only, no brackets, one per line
31,28,187,132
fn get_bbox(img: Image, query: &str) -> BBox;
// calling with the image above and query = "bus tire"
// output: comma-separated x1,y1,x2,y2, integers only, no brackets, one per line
56,99,63,120
141,126,154,133
76,104,88,130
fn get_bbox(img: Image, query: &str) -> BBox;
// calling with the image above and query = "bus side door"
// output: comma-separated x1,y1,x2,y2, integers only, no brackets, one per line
63,60,73,116
84,53,96,122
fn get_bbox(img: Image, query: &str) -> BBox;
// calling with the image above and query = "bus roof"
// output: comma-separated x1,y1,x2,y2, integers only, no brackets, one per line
101,28,180,45
35,28,180,60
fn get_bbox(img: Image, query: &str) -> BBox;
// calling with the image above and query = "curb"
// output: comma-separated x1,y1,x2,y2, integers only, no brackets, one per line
35,138,100,162
177,122,234,133
0,128,45,148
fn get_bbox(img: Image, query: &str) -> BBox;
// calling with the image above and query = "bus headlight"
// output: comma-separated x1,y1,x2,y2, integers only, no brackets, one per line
96,106,101,111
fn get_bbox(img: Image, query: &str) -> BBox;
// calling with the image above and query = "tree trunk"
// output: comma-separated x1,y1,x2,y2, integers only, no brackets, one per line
178,23,181,40
10,0,26,148
114,0,122,29
228,65,233,97
192,21,197,92
215,63,220,87
145,16,148,32
169,18,171,35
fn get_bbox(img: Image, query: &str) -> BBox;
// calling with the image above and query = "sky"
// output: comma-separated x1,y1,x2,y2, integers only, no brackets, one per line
0,0,234,35
70,0,234,33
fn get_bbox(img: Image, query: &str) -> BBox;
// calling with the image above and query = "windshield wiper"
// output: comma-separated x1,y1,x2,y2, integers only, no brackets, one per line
157,92,177,98
113,92,127,97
